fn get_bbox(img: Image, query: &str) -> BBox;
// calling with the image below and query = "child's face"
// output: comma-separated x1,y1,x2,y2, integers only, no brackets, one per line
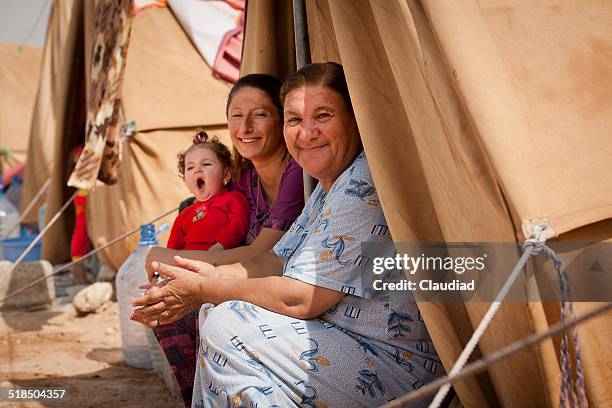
184,147,231,201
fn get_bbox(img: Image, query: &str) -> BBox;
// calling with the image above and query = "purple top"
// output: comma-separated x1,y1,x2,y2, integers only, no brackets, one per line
231,157,304,244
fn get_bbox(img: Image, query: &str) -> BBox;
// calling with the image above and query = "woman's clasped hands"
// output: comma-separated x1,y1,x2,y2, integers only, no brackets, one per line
130,256,215,327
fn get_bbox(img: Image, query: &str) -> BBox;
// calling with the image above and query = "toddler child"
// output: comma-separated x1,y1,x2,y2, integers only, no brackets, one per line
167,132,249,251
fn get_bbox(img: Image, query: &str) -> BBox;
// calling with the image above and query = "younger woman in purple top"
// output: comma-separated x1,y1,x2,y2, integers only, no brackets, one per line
144,74,304,406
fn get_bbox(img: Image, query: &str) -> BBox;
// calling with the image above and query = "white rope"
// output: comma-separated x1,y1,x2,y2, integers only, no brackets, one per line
2,191,78,281
0,206,178,305
428,226,548,408
5,178,51,237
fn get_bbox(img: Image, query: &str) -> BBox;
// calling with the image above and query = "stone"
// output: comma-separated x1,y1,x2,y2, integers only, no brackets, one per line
97,264,116,282
0,260,55,310
72,282,113,314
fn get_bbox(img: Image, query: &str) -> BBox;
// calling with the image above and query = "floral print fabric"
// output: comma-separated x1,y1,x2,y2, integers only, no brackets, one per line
192,151,443,407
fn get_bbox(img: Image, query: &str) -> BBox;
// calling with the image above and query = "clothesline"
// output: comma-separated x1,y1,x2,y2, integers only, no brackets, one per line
0,206,178,305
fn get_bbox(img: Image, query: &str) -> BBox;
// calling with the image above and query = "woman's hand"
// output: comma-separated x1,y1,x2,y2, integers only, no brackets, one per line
172,255,218,277
130,261,209,327
144,248,217,281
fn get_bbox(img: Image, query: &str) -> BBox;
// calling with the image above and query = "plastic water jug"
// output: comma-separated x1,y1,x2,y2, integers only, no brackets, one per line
0,179,20,242
116,224,158,368
5,176,22,210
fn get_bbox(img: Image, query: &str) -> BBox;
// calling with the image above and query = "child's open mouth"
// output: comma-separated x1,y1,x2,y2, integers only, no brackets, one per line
196,177,205,189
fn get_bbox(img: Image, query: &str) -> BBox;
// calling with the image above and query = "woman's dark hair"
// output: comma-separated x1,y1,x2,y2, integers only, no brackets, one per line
280,62,354,114
177,131,232,180
226,74,284,181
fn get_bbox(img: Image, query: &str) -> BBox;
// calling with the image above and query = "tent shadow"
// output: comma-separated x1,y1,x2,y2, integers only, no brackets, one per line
5,347,182,408
0,306,63,332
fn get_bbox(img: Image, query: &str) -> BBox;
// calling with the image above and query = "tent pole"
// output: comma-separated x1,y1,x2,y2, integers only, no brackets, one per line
292,0,316,198
292,0,310,68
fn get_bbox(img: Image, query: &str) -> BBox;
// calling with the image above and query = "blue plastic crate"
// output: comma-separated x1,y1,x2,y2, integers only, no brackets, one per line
1,236,42,262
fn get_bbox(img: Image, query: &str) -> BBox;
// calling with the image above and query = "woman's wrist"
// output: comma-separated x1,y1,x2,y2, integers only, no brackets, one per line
198,276,227,305
215,263,246,279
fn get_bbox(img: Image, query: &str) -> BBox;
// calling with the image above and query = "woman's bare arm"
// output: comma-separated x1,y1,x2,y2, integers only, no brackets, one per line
133,262,344,323
145,228,285,280
201,276,345,320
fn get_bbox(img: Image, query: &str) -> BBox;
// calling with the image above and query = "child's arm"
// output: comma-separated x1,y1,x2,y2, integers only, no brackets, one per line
213,192,250,250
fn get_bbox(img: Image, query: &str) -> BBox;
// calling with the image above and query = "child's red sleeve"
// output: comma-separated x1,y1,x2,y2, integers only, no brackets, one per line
166,211,186,250
214,192,249,250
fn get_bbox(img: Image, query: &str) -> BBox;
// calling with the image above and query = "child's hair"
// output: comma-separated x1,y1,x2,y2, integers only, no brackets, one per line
177,131,232,180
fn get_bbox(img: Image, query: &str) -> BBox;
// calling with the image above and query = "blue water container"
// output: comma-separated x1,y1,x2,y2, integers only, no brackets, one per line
1,235,42,262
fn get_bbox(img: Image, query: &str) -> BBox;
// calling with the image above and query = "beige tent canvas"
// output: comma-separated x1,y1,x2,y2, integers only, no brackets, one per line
21,1,232,268
0,0,49,174
0,44,42,172
241,0,612,406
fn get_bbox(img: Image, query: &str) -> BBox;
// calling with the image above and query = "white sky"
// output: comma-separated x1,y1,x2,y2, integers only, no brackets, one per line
0,0,52,48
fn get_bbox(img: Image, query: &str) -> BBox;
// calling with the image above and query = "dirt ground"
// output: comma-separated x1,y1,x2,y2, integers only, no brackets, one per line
0,298,183,408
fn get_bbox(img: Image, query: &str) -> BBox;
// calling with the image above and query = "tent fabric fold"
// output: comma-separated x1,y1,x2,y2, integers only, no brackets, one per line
20,0,81,226
242,0,612,406
320,2,550,406
36,0,85,262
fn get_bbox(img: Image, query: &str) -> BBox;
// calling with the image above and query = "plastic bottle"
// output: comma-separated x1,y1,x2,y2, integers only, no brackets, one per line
37,202,47,232
5,176,22,210
0,178,20,241
116,224,158,369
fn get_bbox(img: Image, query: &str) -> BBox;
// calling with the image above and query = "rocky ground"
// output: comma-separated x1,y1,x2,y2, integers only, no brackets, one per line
0,293,183,408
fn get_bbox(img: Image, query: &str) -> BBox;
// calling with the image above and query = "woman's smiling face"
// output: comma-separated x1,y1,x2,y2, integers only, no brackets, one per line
283,85,361,191
183,146,230,202
227,87,284,163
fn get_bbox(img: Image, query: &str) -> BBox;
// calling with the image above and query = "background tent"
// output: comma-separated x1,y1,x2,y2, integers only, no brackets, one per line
0,0,50,175
0,44,42,172
21,1,236,268
241,0,612,406
20,0,82,229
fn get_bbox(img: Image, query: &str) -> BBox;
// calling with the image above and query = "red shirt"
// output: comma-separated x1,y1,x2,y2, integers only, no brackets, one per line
167,190,249,251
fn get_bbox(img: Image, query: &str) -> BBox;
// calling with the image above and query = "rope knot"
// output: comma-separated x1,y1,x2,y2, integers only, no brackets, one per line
521,239,545,254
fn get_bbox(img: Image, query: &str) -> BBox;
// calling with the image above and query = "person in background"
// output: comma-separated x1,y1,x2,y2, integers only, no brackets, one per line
69,146,92,284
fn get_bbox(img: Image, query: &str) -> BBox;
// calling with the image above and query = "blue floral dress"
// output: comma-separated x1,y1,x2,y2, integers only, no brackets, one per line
192,151,443,408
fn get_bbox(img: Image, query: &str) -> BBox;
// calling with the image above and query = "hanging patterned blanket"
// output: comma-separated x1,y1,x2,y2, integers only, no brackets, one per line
68,0,133,189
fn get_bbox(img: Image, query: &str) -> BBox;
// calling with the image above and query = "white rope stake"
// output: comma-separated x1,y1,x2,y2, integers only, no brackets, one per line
428,225,549,408
2,191,78,281
5,178,51,237
0,206,178,305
